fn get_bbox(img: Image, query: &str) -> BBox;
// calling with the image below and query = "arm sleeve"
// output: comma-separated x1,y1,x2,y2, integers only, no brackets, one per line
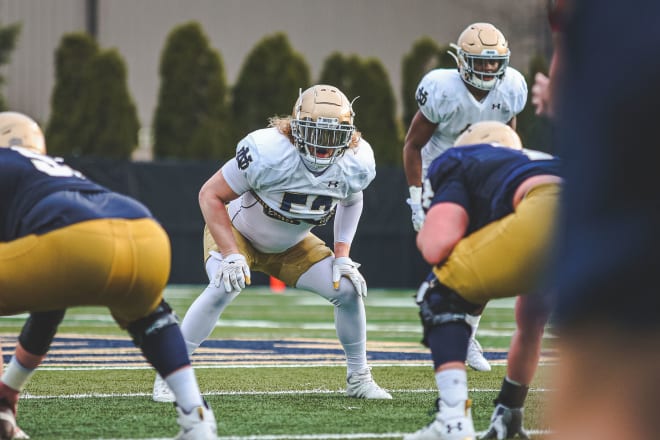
334,191,364,244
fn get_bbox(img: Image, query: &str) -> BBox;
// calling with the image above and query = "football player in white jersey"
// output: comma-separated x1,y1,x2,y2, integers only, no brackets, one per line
402,23,528,372
152,84,391,402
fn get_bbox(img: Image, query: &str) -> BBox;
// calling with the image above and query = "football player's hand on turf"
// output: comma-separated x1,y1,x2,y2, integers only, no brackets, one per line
332,257,367,297
213,253,251,293
481,404,530,440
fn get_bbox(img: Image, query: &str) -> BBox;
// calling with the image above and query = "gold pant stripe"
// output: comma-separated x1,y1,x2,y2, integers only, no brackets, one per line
0,218,170,327
433,183,561,304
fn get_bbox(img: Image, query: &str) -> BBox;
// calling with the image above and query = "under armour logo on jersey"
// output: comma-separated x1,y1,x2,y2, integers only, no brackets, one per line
492,103,502,110
416,87,429,106
236,145,253,170
327,181,339,188
446,422,464,434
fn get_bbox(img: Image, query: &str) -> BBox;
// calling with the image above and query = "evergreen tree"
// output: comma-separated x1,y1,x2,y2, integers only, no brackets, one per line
72,49,140,158
516,54,552,153
232,33,310,140
401,37,455,129
320,53,401,166
153,21,232,160
46,33,99,155
317,53,344,84
318,52,362,98
0,22,21,112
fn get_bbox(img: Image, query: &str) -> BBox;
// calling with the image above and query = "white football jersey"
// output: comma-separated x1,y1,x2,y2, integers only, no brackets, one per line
221,127,376,253
416,67,528,175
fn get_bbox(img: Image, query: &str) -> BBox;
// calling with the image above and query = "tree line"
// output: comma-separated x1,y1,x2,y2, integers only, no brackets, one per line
0,21,552,165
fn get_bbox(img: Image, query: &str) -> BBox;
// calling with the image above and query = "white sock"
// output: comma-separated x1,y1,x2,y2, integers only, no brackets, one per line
1,356,35,391
165,367,204,412
435,369,468,407
343,340,368,376
295,258,367,376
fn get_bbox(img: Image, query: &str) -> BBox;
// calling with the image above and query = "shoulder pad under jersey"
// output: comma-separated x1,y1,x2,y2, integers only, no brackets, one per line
497,67,528,115
336,137,376,193
416,69,466,124
235,127,300,189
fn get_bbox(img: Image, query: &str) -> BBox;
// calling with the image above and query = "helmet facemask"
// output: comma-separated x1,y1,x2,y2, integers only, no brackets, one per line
291,85,355,172
452,47,509,90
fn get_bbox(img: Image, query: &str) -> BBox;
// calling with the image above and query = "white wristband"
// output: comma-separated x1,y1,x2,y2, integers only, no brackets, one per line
408,186,422,204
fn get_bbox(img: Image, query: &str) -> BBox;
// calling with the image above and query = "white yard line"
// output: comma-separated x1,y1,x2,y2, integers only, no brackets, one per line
20,387,552,400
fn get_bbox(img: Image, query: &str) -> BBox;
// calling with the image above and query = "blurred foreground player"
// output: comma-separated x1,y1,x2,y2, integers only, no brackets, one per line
405,122,561,440
403,22,528,372
0,111,217,439
550,1,660,439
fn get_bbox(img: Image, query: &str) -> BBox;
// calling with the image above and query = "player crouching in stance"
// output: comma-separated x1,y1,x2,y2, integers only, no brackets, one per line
404,121,562,440
152,84,391,402
0,112,217,439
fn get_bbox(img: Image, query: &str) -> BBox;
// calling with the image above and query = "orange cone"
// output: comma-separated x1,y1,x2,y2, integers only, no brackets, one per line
270,276,286,293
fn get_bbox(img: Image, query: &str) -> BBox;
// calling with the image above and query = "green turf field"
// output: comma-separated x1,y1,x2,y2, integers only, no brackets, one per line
0,286,555,439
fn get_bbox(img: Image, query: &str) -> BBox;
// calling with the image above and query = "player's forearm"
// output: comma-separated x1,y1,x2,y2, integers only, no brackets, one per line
334,241,351,259
199,193,239,256
333,197,363,257
403,144,423,187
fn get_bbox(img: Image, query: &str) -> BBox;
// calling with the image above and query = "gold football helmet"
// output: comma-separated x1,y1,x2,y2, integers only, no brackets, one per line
454,121,522,150
0,111,46,154
290,84,355,172
449,22,510,91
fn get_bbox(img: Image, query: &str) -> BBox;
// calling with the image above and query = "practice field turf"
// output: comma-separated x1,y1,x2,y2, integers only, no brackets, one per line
0,286,555,439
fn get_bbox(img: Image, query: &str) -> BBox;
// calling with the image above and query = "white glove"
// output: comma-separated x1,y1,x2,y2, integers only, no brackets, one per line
332,256,367,297
406,185,425,232
212,252,251,293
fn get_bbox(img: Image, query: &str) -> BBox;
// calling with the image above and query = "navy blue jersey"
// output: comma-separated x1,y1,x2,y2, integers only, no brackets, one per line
425,144,561,234
0,147,152,241
553,0,660,328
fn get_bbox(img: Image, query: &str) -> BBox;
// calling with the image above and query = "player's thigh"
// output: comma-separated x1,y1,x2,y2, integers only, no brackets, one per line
106,218,171,326
0,219,169,322
435,184,560,303
0,221,114,314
